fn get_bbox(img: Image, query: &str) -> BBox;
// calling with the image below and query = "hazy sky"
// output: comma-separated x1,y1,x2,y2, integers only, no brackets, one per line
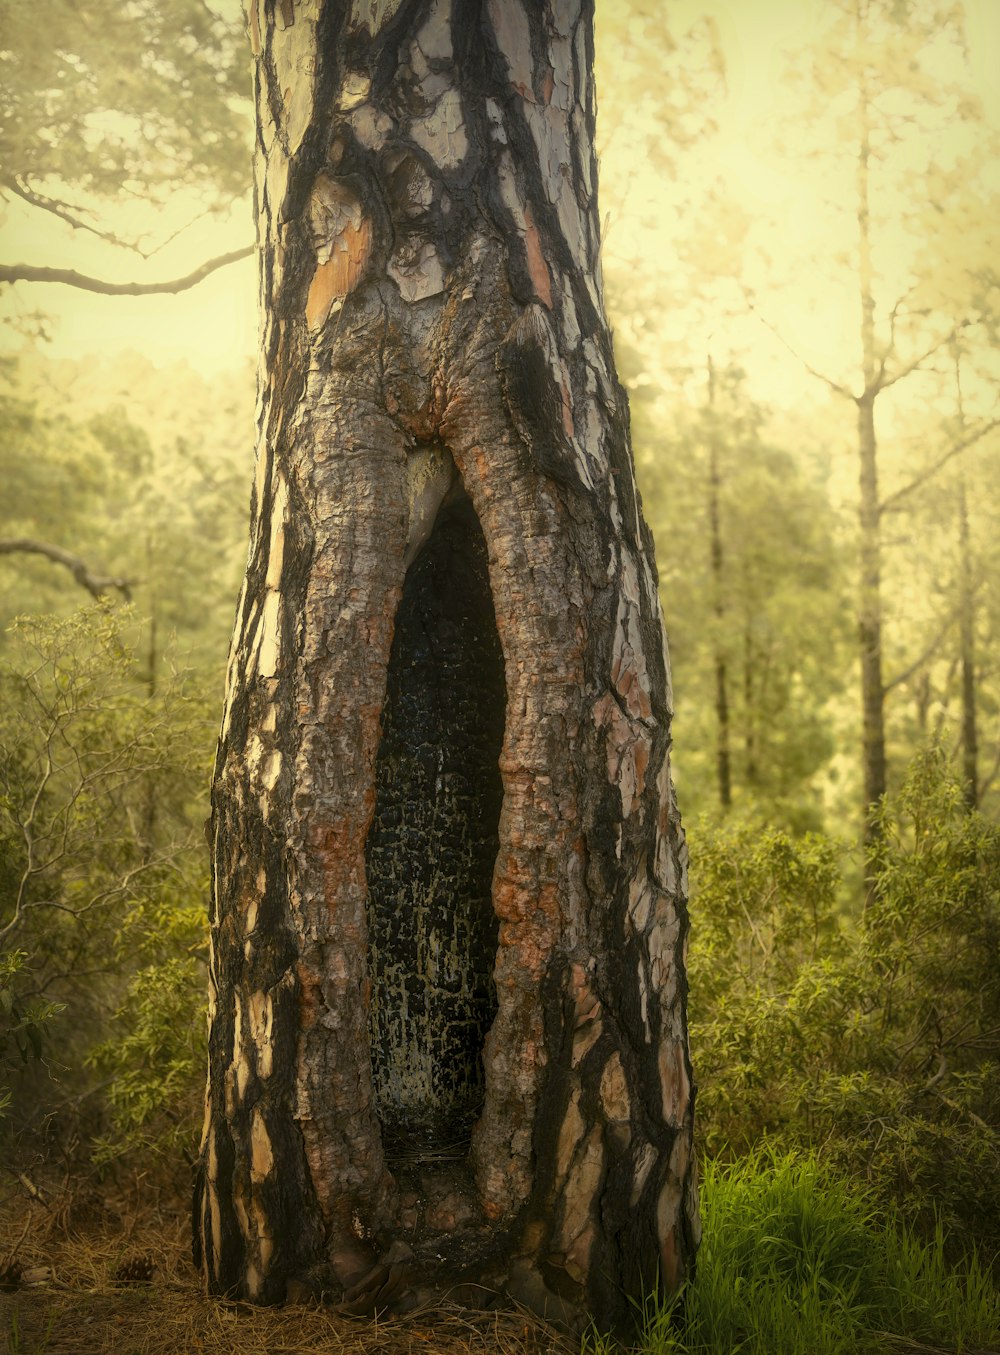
1,0,997,406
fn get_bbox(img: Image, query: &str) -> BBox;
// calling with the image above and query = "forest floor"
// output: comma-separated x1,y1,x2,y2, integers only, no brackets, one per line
0,1189,575,1355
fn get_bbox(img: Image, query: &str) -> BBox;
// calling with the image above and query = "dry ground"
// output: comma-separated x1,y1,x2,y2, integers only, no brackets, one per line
0,1185,578,1355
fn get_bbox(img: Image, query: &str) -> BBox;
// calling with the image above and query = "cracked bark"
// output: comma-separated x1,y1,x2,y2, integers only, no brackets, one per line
193,0,697,1335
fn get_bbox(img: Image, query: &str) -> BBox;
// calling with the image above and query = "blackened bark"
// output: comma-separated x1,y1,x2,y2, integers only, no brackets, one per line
366,491,504,1147
194,0,697,1335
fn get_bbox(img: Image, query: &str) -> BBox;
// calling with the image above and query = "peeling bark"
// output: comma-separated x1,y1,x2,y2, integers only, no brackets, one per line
195,0,697,1335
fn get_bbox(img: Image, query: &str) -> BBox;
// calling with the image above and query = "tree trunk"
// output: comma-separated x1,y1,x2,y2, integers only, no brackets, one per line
854,58,886,848
193,0,697,1335
858,391,886,842
707,360,731,810
957,475,978,811
743,624,758,788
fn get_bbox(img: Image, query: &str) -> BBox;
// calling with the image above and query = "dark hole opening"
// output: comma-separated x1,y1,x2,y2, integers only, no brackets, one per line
365,485,505,1162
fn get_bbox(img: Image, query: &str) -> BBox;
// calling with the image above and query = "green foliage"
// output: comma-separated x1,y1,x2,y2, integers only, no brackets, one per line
0,949,64,1117
89,955,205,1162
0,353,251,1164
628,362,849,824
0,605,211,1147
90,836,209,1161
592,1150,1000,1355
0,0,251,232
0,354,253,666
690,747,1000,1252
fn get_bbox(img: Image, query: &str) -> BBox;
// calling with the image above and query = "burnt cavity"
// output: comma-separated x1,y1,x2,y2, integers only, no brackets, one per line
366,488,505,1156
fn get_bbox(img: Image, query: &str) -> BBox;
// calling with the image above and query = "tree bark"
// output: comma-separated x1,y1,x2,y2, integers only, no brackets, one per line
193,0,697,1336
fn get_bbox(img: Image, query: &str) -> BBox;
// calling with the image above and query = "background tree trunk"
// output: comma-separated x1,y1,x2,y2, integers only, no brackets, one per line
193,0,697,1334
854,73,887,848
707,359,731,811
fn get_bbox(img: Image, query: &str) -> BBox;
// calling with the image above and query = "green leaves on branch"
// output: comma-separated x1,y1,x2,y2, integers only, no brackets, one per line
0,949,64,1118
0,0,252,229
690,747,1000,1251
0,605,211,1146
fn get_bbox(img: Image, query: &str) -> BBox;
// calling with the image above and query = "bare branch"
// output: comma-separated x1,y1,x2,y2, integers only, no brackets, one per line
879,418,1000,516
872,288,919,390
884,614,954,695
0,245,254,295
0,538,133,600
135,205,218,260
1,177,138,252
875,323,964,394
743,290,857,402
1,178,233,262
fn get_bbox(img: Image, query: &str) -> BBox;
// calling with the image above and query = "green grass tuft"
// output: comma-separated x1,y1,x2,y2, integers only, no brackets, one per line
588,1148,1000,1354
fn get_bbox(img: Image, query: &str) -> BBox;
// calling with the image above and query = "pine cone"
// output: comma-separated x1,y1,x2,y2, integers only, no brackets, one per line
113,1255,157,1285
0,1259,23,1291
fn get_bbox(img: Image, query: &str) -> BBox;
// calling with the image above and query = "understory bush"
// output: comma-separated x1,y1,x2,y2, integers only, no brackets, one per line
689,746,1000,1254
0,607,210,1166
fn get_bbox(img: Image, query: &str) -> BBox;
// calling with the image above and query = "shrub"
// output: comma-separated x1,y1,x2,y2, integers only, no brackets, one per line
0,607,211,1161
688,747,1000,1253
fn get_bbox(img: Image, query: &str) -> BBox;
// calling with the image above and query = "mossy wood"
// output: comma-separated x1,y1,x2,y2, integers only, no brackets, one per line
194,0,698,1333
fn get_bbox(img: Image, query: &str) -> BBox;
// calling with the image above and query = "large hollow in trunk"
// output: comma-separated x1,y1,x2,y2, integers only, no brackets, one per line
366,487,505,1151
194,0,698,1336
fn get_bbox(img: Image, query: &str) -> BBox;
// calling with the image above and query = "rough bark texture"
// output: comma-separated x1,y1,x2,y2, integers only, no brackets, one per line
194,0,697,1335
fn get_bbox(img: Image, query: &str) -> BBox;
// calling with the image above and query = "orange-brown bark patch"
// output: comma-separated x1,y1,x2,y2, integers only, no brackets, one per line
633,734,650,798
313,805,372,910
400,398,443,442
306,216,373,330
612,650,653,723
296,961,324,1031
522,203,553,309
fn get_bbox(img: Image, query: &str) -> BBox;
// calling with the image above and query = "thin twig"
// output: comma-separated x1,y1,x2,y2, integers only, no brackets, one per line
883,614,954,694
743,288,857,401
879,418,1000,516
